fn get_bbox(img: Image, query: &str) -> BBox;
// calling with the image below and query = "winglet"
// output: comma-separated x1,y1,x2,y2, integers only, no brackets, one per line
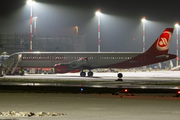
146,28,174,55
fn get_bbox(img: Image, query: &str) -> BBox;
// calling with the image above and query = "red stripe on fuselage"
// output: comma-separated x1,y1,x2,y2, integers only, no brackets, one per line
104,53,176,69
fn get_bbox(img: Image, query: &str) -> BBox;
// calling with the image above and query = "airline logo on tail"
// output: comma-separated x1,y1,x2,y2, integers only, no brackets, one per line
156,31,172,51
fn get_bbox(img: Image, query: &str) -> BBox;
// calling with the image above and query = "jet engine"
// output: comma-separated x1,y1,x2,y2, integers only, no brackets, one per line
54,64,69,73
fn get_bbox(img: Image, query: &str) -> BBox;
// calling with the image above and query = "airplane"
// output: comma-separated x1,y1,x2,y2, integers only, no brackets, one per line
2,28,176,78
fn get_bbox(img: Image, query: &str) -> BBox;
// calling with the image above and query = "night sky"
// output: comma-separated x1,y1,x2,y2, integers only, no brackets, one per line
0,0,180,55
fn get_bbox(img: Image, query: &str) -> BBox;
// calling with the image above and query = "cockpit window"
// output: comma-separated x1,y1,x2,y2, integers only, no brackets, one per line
0,55,10,63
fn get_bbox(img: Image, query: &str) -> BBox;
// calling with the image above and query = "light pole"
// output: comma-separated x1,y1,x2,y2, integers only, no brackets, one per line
27,0,35,52
175,22,179,66
96,9,101,52
75,26,78,35
34,14,37,36
141,16,146,71
141,16,146,52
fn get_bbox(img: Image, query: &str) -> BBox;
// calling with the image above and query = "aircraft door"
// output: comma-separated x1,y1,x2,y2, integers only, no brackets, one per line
18,54,22,63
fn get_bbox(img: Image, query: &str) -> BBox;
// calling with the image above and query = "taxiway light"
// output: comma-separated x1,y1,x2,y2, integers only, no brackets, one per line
124,89,128,93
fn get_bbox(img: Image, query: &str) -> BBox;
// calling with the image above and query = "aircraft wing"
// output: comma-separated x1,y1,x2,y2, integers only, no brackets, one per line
54,57,88,73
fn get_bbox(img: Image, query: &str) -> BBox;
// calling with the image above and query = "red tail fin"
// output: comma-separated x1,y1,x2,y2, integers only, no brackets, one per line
146,28,174,55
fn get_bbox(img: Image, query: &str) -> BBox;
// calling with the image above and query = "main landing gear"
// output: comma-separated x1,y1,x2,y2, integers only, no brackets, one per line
80,71,86,77
117,73,123,78
80,71,93,77
88,71,93,77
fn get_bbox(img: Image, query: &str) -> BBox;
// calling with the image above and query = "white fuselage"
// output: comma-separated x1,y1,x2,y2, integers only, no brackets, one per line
3,52,141,69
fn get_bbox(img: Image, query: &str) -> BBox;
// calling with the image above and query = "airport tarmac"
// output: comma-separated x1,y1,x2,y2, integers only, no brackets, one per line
3,71,180,82
1,71,180,94
0,93,180,120
1,71,180,120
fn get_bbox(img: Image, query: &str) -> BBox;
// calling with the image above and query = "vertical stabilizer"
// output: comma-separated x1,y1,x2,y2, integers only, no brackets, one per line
146,28,174,55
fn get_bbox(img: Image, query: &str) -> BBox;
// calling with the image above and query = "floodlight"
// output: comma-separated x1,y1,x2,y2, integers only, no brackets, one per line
141,16,146,23
175,22,179,28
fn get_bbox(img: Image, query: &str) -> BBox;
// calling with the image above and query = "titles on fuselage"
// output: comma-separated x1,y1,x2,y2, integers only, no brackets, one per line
22,54,64,60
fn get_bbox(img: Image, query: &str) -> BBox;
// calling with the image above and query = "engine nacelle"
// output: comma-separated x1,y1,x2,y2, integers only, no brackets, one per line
69,69,80,73
54,64,68,73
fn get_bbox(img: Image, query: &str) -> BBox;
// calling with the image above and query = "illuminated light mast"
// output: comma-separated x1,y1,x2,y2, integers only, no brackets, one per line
175,22,179,66
141,16,146,52
27,0,35,52
96,9,101,52
34,14,37,35
75,26,78,35
141,16,146,71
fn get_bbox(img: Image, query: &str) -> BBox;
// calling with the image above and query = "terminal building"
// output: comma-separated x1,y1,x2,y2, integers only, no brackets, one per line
0,33,86,54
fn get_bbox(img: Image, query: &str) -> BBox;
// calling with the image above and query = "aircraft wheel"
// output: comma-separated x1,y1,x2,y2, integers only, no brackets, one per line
88,71,93,77
117,73,123,78
80,72,86,77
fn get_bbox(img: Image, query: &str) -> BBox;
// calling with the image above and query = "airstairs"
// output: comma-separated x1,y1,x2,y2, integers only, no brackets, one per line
5,61,14,75
11,62,19,74
5,54,22,75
